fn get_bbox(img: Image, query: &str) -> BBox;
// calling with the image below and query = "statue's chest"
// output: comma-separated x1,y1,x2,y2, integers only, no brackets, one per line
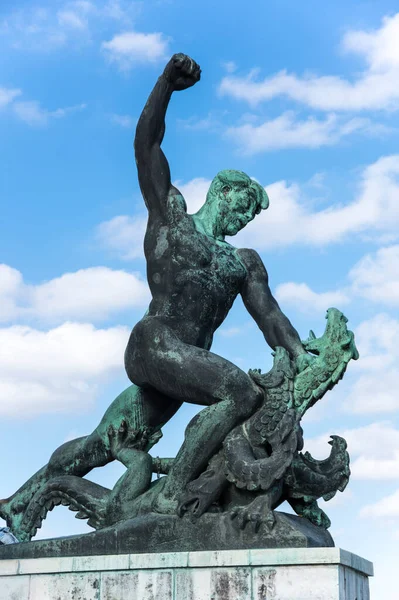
174,228,246,288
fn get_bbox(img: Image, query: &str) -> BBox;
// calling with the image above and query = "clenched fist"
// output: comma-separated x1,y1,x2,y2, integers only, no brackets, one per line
164,53,201,91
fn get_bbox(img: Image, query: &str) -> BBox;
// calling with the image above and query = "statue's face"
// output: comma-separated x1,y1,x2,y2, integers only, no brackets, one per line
220,186,259,236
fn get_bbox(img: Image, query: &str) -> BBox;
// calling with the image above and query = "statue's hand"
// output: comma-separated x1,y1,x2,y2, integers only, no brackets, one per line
107,420,149,459
295,353,315,374
164,53,201,91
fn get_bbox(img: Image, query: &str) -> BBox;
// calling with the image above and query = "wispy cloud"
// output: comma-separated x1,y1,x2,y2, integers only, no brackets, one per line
110,113,136,128
102,31,170,71
225,112,383,154
177,111,227,133
0,86,22,108
219,13,399,112
12,101,87,127
1,1,141,52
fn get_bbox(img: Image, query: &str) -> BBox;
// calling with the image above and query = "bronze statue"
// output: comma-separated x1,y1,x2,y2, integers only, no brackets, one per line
0,55,357,553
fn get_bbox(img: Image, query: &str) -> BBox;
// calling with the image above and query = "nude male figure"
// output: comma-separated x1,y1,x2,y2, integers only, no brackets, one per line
124,53,310,512
0,54,310,536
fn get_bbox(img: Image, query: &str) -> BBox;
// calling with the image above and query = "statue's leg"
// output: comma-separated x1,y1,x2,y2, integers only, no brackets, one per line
126,320,263,512
104,449,153,525
0,432,111,531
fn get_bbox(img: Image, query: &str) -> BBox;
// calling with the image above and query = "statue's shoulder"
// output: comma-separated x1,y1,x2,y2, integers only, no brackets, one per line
236,247,264,270
167,185,189,214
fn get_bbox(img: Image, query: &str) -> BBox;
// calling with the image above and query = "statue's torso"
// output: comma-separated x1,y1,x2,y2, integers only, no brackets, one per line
143,195,247,349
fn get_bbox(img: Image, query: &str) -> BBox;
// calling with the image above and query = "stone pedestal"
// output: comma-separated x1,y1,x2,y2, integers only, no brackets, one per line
0,547,373,600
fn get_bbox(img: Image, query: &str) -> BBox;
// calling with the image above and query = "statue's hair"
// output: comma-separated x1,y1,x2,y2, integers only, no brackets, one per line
206,169,269,211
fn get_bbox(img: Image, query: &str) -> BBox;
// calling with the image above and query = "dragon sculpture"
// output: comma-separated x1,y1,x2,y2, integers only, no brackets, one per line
1,308,358,543
179,307,357,530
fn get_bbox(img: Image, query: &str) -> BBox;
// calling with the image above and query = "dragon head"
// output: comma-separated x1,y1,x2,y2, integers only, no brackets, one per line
294,308,359,413
302,308,359,361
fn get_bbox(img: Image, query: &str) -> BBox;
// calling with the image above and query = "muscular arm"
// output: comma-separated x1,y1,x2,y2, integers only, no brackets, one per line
134,54,201,215
238,248,306,359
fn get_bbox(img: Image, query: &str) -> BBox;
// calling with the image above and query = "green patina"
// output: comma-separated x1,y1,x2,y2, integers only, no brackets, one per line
192,170,269,241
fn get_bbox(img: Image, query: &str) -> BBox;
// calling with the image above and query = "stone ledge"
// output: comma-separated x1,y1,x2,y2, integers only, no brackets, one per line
0,548,373,577
0,511,334,560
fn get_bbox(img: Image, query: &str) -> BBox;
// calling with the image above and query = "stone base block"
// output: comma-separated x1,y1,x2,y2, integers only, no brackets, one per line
0,548,373,599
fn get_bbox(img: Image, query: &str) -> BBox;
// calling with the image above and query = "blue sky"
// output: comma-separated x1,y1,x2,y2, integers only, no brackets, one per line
1,1,399,597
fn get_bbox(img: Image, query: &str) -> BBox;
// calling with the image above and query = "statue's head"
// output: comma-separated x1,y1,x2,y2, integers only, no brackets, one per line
205,170,269,236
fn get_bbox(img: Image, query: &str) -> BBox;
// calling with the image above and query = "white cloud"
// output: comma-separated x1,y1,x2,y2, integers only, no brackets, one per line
110,113,135,128
273,241,399,314
0,264,149,323
177,178,210,214
0,81,86,127
349,245,399,306
345,314,399,415
1,1,140,51
97,215,147,260
360,489,399,518
0,322,129,417
218,326,244,338
305,422,399,481
57,9,88,30
222,61,237,74
236,154,399,249
275,282,350,314
219,13,399,112
225,112,378,154
342,13,399,73
0,86,21,108
102,31,169,71
12,101,86,127
177,111,227,133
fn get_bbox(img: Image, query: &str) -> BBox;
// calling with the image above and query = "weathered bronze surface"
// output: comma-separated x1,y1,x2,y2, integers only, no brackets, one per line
0,54,358,555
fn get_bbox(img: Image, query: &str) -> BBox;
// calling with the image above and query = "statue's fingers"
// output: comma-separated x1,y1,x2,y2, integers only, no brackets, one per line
172,53,185,66
187,58,197,75
179,56,191,73
193,65,201,81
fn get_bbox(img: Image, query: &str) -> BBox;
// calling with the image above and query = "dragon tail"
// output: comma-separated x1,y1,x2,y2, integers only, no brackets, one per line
18,476,111,542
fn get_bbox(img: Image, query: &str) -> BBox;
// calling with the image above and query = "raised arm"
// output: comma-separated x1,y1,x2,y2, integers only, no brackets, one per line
134,53,201,215
238,248,308,364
